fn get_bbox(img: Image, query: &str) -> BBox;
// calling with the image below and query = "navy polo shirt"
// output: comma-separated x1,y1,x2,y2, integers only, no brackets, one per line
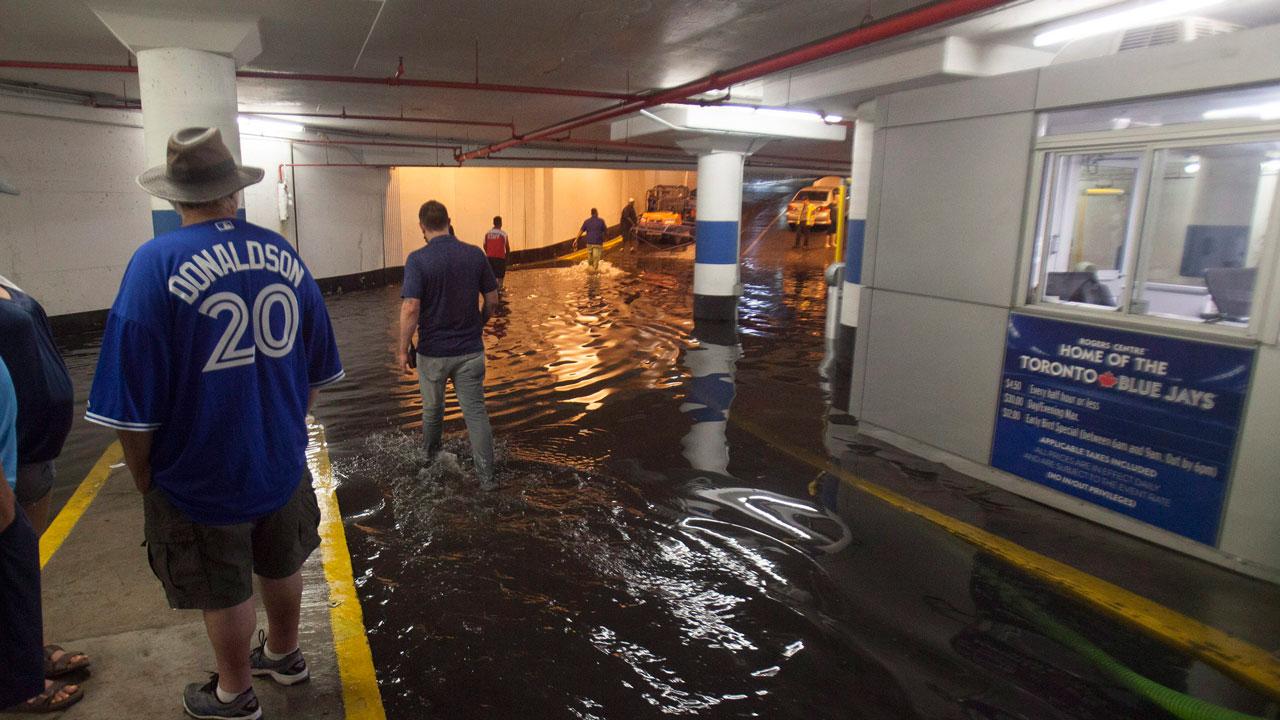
0,285,73,465
402,235,498,357
580,216,607,246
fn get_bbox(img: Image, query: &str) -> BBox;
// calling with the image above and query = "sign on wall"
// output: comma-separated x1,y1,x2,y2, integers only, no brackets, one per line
991,314,1255,545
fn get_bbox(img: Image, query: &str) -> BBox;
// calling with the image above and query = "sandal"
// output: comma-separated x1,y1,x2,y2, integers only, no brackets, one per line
4,680,83,713
43,646,90,679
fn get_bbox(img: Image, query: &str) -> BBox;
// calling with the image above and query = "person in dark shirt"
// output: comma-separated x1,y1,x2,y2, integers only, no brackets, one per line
577,208,608,270
398,200,500,490
620,198,638,253
0,275,91,686
0,278,73,535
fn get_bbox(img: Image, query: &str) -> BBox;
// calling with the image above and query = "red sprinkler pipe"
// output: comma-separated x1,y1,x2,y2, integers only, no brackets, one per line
457,0,1014,162
0,60,634,101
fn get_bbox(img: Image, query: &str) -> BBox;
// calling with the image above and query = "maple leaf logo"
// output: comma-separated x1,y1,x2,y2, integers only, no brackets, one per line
1098,372,1118,389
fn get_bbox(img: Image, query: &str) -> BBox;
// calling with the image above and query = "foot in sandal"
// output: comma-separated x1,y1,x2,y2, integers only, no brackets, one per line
42,646,89,679
3,680,83,714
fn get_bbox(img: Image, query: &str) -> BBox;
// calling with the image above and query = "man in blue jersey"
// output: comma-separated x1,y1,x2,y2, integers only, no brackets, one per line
398,200,499,490
88,128,344,719
1,357,83,713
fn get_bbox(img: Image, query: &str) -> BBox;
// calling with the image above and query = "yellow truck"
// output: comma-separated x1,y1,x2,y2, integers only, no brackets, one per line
635,185,697,245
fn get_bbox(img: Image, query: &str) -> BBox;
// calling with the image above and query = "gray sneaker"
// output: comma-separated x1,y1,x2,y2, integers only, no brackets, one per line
182,675,261,720
250,630,310,686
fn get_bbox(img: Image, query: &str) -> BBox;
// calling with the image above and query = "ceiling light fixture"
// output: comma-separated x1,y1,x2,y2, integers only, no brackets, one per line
1032,0,1225,47
237,116,305,135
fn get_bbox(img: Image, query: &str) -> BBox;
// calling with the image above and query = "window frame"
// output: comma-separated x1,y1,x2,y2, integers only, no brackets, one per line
1018,120,1280,345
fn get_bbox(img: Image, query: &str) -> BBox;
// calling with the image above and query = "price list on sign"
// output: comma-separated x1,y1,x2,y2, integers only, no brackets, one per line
990,314,1255,545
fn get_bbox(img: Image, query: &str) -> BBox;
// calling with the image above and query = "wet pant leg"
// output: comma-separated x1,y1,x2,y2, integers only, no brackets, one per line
451,352,495,485
416,354,448,458
0,505,43,709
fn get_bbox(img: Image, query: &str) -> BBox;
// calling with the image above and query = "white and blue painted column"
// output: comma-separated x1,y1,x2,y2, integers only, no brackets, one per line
680,320,742,475
137,47,243,235
834,107,875,413
693,150,746,322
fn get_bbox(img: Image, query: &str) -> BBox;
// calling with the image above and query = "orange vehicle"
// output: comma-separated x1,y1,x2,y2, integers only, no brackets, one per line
635,185,697,244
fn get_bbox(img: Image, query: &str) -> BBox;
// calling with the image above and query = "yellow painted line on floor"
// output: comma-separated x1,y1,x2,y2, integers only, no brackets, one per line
558,236,624,262
39,441,122,569
308,424,387,720
731,416,1280,700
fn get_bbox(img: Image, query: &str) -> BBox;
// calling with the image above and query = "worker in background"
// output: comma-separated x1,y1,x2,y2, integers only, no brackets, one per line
88,127,344,719
0,274,91,690
620,198,638,252
484,216,511,291
577,208,607,270
0,356,83,713
398,200,500,491
1069,261,1117,307
794,199,814,249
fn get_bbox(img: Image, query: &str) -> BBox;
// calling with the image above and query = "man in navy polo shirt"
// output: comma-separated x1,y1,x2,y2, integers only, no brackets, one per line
577,207,608,270
88,127,343,719
397,200,500,490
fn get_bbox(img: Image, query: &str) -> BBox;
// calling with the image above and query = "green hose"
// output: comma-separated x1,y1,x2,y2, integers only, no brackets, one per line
985,572,1266,720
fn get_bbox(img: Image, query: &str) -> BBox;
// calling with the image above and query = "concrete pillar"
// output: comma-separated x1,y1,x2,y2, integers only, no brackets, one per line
693,150,746,322
680,320,741,474
834,105,874,413
136,47,242,235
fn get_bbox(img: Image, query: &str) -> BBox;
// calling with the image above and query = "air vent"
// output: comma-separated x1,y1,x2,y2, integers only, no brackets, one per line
1118,17,1241,52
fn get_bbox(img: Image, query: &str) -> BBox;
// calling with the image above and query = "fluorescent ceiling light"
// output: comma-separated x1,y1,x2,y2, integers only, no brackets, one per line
1033,0,1225,47
1202,102,1280,121
237,116,305,135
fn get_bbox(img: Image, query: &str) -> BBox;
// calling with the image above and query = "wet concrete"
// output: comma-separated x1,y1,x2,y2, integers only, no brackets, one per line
45,179,1280,718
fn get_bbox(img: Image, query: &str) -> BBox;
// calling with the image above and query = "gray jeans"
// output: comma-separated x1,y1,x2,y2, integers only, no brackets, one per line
416,351,494,483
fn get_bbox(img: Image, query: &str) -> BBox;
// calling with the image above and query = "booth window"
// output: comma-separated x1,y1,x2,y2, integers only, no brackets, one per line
1027,91,1280,335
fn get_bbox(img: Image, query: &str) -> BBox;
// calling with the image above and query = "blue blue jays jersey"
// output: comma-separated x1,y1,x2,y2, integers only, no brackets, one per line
87,218,343,524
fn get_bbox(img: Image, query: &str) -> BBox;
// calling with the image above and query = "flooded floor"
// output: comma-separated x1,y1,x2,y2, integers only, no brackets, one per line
52,183,1278,719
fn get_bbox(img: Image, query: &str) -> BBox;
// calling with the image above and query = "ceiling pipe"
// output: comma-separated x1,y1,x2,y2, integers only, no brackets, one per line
457,0,1014,162
0,59,635,100
244,109,514,133
286,138,461,152
535,137,846,167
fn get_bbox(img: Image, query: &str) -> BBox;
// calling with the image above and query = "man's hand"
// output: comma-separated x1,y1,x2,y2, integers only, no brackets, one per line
131,468,152,494
0,473,15,533
399,299,421,375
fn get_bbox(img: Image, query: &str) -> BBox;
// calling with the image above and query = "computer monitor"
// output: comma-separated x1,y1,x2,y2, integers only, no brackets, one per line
1204,266,1256,322
1045,271,1092,300
1179,225,1248,278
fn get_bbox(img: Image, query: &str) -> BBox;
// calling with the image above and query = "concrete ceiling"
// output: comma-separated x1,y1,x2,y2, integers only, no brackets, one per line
2,0,1279,170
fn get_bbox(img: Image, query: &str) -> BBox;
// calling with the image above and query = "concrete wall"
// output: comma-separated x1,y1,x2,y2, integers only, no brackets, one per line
0,98,387,315
389,167,690,261
0,93,692,316
853,25,1280,576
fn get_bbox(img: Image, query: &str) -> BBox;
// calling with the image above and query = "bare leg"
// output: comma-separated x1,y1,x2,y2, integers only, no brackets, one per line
21,493,50,537
259,571,303,654
203,597,256,695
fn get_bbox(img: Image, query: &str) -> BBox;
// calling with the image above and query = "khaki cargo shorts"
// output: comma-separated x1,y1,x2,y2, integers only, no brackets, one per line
143,473,322,610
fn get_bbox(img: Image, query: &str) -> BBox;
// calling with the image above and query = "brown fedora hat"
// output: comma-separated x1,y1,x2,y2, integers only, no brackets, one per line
137,127,264,203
